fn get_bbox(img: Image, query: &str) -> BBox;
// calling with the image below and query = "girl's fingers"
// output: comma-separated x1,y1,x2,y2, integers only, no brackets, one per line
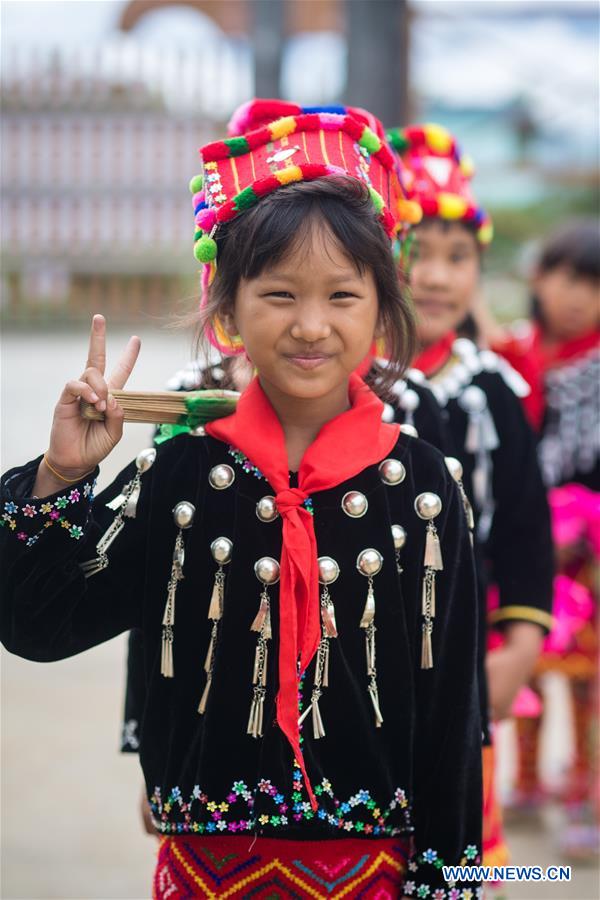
81,368,110,408
108,335,141,391
85,314,107,375
59,380,101,407
103,392,125,444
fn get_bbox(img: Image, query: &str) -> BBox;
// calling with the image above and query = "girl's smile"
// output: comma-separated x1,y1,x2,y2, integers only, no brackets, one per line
283,351,335,371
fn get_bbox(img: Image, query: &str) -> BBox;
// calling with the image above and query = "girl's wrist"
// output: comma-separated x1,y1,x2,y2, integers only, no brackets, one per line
32,457,93,500
43,454,95,484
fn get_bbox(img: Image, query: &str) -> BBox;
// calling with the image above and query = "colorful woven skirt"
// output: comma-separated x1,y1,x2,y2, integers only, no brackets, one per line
153,833,410,899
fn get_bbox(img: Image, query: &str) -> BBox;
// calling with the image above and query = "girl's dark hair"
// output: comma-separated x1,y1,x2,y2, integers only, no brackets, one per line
197,177,416,397
531,219,600,324
537,219,600,279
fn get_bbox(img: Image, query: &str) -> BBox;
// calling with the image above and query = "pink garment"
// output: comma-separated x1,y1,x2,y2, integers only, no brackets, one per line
549,484,600,557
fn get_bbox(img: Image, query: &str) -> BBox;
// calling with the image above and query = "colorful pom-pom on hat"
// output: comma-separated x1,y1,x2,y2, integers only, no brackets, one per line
387,123,493,246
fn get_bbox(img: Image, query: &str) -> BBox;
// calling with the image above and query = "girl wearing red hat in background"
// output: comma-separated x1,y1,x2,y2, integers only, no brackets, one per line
474,220,599,859
387,123,555,873
0,105,482,899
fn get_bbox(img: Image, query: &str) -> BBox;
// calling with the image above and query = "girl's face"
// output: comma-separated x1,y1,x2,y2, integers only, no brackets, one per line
409,220,480,346
534,266,600,341
225,222,379,402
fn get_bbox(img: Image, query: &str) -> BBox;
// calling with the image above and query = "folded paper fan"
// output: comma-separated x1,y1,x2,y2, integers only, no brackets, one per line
81,389,239,430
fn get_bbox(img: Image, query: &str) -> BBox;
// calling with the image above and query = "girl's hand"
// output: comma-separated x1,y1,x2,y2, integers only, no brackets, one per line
486,622,544,721
33,315,141,496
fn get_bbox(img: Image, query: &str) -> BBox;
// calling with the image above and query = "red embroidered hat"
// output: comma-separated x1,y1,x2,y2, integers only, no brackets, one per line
227,98,389,142
387,123,493,246
189,100,422,265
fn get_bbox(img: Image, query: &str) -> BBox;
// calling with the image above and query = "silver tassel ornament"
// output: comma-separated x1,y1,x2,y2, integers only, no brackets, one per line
415,493,443,670
356,548,384,727
296,556,340,738
247,557,279,737
198,536,233,712
160,502,195,678
80,449,156,578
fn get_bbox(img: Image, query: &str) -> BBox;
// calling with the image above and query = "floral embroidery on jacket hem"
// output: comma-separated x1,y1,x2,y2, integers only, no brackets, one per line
150,775,412,838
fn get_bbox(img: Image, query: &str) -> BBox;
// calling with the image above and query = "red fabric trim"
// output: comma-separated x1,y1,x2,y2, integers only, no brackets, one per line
254,175,280,197
420,197,438,217
412,332,457,377
375,142,394,169
246,126,271,151
206,374,399,808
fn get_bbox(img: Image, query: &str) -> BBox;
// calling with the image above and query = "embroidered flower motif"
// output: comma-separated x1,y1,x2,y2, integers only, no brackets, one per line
408,861,418,872
417,886,431,899
83,482,93,497
69,525,84,540
464,845,478,861
40,502,53,514
69,489,80,503
149,778,409,837
461,891,473,900
448,889,461,900
433,890,446,900
17,532,27,541
49,510,60,520
22,504,36,518
55,496,69,509
4,501,18,514
423,849,438,864
403,881,416,896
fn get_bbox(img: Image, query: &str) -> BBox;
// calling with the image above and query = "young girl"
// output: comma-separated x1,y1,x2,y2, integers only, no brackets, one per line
386,124,555,869
476,220,599,857
1,106,482,898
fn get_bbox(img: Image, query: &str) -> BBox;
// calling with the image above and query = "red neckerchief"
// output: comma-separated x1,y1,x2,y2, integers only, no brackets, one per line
206,373,399,808
536,326,600,369
412,332,457,377
494,325,600,431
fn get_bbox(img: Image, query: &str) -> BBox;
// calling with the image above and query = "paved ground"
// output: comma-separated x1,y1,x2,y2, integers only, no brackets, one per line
1,326,598,899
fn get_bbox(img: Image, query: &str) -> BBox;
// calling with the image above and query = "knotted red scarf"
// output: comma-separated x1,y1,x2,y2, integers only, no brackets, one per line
206,373,399,807
412,331,456,377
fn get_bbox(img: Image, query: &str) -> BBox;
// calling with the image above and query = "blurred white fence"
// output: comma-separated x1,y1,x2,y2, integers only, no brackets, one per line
1,43,253,322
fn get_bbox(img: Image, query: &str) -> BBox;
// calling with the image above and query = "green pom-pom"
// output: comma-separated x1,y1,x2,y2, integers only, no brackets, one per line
194,235,217,263
368,187,384,214
359,127,381,155
386,129,409,153
234,186,259,212
189,173,204,194
224,137,250,157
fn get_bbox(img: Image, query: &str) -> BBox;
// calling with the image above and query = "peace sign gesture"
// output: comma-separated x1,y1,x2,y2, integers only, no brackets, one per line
38,315,141,493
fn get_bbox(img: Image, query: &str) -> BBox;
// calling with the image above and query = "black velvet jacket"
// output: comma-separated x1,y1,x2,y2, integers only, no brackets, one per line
408,340,554,745
121,363,452,755
421,342,554,634
1,429,482,895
